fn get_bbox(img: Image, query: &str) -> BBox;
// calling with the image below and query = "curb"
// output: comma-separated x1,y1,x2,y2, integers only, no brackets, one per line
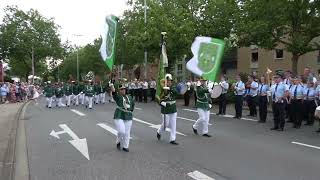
13,101,31,180
0,101,28,180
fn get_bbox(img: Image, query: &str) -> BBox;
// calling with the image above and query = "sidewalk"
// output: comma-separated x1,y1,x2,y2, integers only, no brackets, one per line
0,102,25,180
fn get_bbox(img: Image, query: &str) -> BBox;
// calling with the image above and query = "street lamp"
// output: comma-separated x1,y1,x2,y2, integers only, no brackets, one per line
72,34,84,82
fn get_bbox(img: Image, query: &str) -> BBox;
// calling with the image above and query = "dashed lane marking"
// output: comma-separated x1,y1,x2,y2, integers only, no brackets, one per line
291,141,320,150
187,170,216,180
70,109,86,116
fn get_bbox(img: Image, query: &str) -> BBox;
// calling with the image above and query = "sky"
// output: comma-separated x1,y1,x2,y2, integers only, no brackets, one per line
0,0,128,46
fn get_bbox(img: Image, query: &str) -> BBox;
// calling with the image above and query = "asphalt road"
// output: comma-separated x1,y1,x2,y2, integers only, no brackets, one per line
22,97,320,180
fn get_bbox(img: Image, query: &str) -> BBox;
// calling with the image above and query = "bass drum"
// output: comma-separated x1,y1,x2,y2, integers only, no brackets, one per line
176,82,188,95
210,85,222,98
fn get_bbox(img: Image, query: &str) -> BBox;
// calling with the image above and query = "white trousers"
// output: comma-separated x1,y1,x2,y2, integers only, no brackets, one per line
193,108,210,135
74,94,79,106
46,97,53,108
66,95,72,106
100,93,106,104
86,96,93,108
157,112,177,142
114,119,132,149
57,98,66,107
94,95,99,104
80,94,85,105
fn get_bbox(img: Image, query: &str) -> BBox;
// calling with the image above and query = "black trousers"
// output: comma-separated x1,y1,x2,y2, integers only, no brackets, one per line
184,90,191,106
291,99,303,127
258,96,268,122
143,89,148,103
218,93,227,114
248,96,257,116
235,95,243,118
194,91,197,106
129,89,134,98
134,89,139,101
150,88,156,101
138,88,143,102
272,102,285,129
304,100,316,125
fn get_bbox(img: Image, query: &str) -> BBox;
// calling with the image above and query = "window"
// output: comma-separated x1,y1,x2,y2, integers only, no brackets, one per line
275,49,284,59
251,52,258,62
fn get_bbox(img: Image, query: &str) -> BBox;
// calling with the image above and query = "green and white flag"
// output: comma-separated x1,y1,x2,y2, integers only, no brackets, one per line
155,43,168,102
186,37,226,82
100,15,118,70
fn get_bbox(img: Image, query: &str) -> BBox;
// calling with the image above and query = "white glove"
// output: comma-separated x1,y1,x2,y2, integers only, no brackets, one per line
160,102,167,107
209,104,212,109
163,87,170,90
196,81,201,86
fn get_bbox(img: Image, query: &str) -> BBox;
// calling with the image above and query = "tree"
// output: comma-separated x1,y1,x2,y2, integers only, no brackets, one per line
0,6,64,80
238,0,320,74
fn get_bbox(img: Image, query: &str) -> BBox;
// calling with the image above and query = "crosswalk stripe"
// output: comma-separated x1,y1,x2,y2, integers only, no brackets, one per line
183,109,216,115
292,141,320,150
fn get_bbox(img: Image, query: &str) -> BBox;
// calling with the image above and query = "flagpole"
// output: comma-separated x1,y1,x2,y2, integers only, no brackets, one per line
160,31,166,130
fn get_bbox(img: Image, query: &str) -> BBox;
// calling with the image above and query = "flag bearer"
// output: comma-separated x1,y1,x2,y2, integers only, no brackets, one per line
157,74,179,145
44,81,54,108
192,77,213,137
113,83,135,152
84,80,95,109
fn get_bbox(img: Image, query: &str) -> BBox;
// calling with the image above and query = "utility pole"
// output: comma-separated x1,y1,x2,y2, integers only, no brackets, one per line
32,46,35,84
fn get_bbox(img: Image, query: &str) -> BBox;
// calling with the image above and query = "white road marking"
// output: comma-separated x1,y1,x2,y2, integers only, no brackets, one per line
135,107,142,110
241,117,258,122
183,109,216,115
50,124,90,160
187,170,215,180
133,117,187,136
133,117,154,126
70,109,86,116
149,124,187,136
183,109,258,122
291,142,320,150
97,123,133,139
177,117,212,125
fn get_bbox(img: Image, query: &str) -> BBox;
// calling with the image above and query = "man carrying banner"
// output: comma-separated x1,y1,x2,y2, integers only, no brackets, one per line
192,77,213,137
157,74,179,145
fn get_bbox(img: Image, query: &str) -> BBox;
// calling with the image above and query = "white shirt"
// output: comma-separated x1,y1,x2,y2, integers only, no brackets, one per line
142,82,148,89
249,81,259,96
234,81,245,95
150,81,156,89
219,81,229,94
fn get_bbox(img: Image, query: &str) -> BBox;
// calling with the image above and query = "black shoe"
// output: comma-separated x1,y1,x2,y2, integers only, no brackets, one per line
192,126,198,135
170,141,179,145
122,148,129,152
270,127,279,130
216,113,222,116
49,107,52,109
277,128,284,131
203,134,212,137
316,129,320,133
287,120,293,123
116,143,121,150
157,132,161,140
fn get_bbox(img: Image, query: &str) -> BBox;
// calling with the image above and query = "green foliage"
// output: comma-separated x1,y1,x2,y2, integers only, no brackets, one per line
0,5,64,79
238,0,320,74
